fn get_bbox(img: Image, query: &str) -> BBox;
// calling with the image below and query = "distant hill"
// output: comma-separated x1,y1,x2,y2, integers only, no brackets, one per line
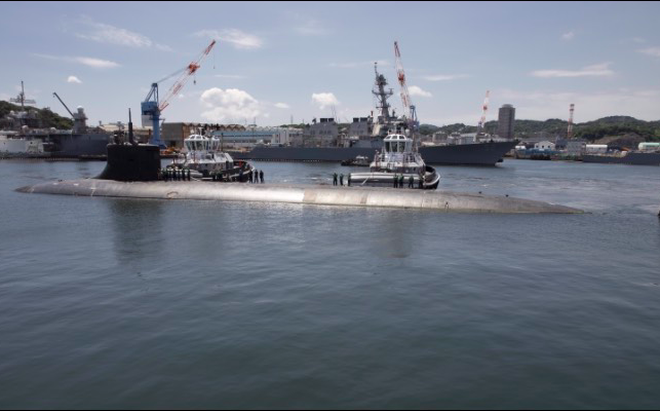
0,100,73,130
419,116,660,142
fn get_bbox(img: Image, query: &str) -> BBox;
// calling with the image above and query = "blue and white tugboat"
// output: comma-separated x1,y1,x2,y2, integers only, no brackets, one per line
168,134,253,181
348,133,440,189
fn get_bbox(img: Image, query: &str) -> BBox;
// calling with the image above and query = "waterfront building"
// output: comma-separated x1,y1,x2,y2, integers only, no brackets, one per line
534,141,556,151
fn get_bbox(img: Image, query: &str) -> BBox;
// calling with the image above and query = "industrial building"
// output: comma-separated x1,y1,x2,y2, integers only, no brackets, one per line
497,104,516,140
160,122,303,149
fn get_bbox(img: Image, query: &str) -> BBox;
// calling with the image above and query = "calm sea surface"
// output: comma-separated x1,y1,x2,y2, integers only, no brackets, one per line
1,159,659,409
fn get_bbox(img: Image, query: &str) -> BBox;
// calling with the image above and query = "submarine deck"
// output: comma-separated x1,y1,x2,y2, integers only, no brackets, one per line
17,179,582,214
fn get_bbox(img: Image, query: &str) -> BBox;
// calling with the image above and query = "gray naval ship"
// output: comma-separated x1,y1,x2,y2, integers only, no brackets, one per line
1,85,110,158
582,151,660,166
47,93,110,158
233,64,516,166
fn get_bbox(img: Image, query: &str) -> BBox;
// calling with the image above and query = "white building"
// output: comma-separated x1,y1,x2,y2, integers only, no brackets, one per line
638,142,660,151
585,144,608,154
534,141,556,151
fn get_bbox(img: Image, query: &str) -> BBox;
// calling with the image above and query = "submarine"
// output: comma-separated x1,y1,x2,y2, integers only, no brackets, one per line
16,110,582,215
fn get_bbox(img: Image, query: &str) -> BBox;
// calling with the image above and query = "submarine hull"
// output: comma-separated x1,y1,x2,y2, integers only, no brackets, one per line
17,179,582,214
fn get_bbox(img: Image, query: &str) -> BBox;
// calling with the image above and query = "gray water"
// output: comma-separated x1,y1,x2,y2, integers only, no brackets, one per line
1,159,659,409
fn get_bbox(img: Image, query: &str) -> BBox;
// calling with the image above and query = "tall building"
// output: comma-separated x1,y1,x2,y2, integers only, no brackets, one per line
497,104,516,140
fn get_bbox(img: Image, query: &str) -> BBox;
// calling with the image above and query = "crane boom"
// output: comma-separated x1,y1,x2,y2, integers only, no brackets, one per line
477,90,490,134
141,40,216,147
159,39,216,111
52,92,75,118
394,41,418,135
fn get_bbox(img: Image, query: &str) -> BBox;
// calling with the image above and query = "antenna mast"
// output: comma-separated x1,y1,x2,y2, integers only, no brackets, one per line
567,104,575,139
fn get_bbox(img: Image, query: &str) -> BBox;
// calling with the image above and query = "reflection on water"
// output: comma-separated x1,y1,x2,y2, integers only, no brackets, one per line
107,199,165,264
2,159,660,409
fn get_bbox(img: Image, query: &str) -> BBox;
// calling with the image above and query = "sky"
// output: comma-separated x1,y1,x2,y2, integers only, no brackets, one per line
1,1,660,127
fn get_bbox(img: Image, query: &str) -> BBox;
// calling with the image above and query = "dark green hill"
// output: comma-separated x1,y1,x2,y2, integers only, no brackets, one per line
420,116,660,142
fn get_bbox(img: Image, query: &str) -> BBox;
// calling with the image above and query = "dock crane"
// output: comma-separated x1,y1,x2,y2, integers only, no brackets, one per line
52,92,74,118
53,92,88,134
394,41,418,136
141,40,216,147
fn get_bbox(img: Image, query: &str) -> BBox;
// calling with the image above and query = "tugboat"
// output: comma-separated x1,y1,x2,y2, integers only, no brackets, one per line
167,134,253,181
348,133,440,189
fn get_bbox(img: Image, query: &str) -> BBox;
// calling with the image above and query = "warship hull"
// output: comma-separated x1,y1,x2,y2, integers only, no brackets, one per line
231,141,516,166
582,152,660,166
48,133,110,157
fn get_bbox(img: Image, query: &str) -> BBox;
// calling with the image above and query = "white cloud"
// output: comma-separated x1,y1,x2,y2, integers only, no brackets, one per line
422,74,469,81
562,31,575,41
295,20,329,36
311,92,339,109
530,62,614,78
33,53,120,69
200,87,261,122
286,12,330,36
67,75,82,84
75,57,120,68
77,20,151,47
155,43,174,52
638,47,660,57
76,17,172,51
195,29,262,50
408,85,432,98
274,102,290,109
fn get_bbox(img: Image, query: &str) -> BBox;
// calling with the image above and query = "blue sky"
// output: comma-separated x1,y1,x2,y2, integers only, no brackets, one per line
1,1,660,127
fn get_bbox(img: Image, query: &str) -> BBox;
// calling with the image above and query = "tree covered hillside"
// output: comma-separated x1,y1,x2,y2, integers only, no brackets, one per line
0,101,73,130
419,116,660,142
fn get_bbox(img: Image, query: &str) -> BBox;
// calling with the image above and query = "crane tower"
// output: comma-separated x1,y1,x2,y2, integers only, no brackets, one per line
141,40,216,147
477,90,490,135
567,103,575,139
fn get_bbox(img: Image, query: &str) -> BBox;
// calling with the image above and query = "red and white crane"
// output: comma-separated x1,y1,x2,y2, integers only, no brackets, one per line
142,40,216,146
394,41,418,133
477,90,490,134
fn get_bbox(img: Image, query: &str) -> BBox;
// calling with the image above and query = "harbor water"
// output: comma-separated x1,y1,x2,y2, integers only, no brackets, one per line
1,159,659,409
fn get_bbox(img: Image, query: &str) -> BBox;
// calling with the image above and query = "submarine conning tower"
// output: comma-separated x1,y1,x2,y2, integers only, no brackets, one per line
97,109,161,182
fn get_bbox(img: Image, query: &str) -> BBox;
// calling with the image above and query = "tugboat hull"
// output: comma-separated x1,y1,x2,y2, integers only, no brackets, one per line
349,166,440,190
